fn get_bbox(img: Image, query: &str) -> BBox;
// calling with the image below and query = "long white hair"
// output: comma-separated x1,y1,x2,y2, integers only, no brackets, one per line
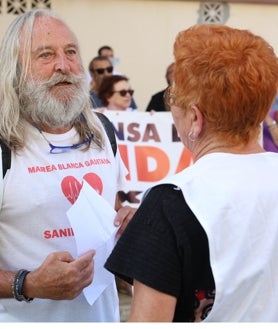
0,9,104,151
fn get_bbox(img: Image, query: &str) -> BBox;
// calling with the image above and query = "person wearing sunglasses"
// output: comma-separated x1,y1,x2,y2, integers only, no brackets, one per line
0,9,137,322
98,75,136,112
98,74,138,297
88,55,114,108
88,56,137,111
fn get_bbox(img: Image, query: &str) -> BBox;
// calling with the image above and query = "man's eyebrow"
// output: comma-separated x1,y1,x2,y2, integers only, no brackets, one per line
32,43,79,55
65,43,79,50
32,45,53,55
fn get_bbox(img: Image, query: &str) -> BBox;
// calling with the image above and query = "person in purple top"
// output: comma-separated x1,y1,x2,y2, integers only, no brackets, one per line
263,105,278,152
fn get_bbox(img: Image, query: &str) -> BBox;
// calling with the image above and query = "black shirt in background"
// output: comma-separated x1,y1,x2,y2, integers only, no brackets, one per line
145,89,168,112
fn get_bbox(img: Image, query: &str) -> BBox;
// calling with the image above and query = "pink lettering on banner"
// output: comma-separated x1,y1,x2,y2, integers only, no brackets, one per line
61,173,103,204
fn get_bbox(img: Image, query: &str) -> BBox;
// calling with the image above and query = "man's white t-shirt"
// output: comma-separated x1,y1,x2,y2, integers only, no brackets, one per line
0,117,127,322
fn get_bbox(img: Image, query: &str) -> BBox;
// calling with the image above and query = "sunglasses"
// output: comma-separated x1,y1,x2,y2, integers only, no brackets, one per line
112,89,134,97
93,66,113,75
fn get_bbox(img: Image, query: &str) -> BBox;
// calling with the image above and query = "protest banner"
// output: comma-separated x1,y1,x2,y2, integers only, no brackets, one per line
102,111,193,205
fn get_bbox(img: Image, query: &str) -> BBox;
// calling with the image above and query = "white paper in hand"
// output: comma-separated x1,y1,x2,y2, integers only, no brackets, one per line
66,180,118,305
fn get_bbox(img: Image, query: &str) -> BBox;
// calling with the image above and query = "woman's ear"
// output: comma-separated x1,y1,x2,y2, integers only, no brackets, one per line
191,104,203,137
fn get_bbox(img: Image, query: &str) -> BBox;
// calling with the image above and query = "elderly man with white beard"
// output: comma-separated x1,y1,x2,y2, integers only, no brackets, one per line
0,8,135,322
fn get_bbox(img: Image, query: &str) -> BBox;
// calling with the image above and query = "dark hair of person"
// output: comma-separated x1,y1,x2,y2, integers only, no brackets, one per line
88,55,112,73
98,45,113,56
98,75,129,106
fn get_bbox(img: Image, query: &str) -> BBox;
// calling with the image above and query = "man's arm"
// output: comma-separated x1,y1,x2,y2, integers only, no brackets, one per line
0,270,16,298
0,250,95,300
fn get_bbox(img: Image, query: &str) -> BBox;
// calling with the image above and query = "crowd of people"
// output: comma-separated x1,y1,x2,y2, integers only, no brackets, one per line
1,7,278,323
90,44,278,153
88,44,175,113
90,45,278,154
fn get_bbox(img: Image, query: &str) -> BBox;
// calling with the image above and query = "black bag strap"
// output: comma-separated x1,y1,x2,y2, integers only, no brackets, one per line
0,140,11,178
95,111,117,157
1,112,117,178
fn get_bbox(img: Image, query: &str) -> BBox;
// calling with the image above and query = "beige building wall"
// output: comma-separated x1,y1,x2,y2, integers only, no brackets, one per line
1,0,278,110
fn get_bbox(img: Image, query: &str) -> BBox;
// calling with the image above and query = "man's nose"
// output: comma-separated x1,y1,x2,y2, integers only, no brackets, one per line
104,70,112,76
54,54,71,73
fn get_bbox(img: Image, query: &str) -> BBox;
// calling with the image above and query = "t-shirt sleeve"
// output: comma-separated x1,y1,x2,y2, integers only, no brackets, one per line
105,184,187,297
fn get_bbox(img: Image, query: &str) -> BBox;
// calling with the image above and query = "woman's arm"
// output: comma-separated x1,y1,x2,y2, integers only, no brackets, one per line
128,280,177,322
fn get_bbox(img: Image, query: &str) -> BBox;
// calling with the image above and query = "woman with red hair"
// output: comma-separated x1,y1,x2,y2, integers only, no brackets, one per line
105,24,278,322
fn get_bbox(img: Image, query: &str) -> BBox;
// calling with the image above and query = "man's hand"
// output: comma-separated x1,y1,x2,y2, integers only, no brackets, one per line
24,250,95,300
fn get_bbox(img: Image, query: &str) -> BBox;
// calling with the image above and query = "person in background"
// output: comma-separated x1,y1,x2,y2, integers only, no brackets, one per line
270,93,278,109
98,45,114,57
145,62,175,112
105,24,278,322
98,45,120,68
89,56,137,110
98,74,138,296
263,91,278,151
98,75,135,112
0,8,136,322
88,55,114,108
98,75,141,209
263,107,278,152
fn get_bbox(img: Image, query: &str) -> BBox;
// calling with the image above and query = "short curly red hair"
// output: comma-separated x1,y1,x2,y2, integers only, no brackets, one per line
173,24,278,145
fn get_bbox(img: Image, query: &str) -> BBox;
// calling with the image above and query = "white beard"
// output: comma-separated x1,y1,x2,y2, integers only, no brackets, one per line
21,71,90,128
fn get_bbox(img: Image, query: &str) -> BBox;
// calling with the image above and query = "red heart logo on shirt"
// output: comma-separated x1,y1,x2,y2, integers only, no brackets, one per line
61,173,103,204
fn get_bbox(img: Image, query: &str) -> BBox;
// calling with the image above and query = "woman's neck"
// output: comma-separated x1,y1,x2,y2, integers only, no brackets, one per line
192,139,265,163
106,104,125,111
